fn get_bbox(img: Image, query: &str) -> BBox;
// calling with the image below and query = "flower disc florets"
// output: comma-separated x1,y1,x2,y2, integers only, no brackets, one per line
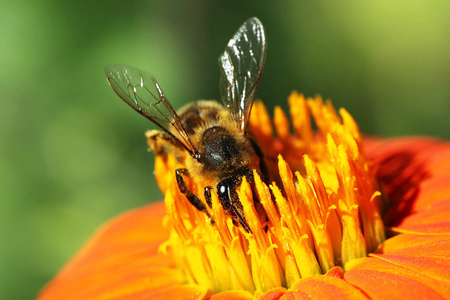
152,92,385,293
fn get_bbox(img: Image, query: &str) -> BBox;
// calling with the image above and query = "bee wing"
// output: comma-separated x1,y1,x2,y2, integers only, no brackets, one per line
105,64,198,156
218,17,267,132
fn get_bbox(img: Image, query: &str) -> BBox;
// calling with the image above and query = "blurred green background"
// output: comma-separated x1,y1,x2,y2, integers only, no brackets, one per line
1,0,450,298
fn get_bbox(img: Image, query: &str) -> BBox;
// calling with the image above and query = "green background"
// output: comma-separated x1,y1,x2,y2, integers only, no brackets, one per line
2,1,450,298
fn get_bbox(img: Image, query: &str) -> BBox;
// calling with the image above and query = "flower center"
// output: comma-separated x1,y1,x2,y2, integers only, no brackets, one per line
152,92,385,293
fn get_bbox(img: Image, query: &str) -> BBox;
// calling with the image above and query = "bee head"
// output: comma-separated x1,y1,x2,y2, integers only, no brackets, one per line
200,126,252,175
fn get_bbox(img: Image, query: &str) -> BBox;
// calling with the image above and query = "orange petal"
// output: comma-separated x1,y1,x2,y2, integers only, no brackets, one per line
345,257,449,299
365,137,450,227
111,284,208,300
38,202,202,300
392,198,450,234
325,266,345,279
377,233,450,254
417,175,450,208
256,287,287,300
370,233,450,284
348,137,450,299
279,291,309,300
283,275,368,300
208,290,253,300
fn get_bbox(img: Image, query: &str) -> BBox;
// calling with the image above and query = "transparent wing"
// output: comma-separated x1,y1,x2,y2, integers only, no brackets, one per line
219,17,267,132
105,64,198,156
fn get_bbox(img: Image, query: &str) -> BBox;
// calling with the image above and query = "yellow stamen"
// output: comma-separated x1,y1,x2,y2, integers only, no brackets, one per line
152,92,385,293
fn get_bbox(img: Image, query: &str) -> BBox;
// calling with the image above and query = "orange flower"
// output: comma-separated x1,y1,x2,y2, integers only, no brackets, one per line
39,93,450,300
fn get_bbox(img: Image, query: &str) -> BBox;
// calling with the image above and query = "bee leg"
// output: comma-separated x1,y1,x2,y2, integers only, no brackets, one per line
217,178,252,233
204,186,213,208
146,130,185,155
175,168,215,225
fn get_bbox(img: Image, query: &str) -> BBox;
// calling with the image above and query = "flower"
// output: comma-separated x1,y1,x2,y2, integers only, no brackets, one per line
39,93,450,299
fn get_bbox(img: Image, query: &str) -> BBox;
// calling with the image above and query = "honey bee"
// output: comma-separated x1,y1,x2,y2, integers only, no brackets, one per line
105,17,267,232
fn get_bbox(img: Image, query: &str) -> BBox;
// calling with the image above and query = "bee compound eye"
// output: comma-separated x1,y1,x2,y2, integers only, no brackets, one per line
219,185,227,194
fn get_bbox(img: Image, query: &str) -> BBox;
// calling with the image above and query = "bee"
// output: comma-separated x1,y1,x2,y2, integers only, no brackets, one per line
105,17,267,233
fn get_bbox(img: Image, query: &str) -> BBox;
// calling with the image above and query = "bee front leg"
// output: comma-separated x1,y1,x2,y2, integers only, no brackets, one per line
217,177,252,233
145,130,185,155
175,168,215,225
204,186,213,208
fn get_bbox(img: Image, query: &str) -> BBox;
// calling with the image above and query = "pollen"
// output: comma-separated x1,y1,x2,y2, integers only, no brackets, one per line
153,92,385,294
